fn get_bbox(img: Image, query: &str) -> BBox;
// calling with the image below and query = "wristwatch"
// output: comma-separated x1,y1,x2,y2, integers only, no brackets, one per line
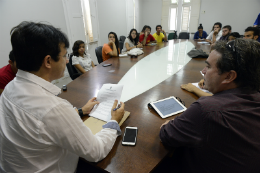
78,108,84,117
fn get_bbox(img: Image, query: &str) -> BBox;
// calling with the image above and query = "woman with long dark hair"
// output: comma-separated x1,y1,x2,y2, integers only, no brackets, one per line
102,32,120,61
72,40,95,74
122,29,143,53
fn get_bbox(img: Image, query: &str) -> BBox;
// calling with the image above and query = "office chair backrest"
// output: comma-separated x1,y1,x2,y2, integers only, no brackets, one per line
168,31,178,40
67,54,81,80
179,32,190,39
119,41,124,53
95,46,103,64
120,36,126,43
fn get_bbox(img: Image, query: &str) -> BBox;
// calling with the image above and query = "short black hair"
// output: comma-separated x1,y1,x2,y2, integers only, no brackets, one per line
229,32,240,38
72,40,85,57
214,22,222,29
156,25,162,30
223,25,231,31
214,39,260,90
245,26,260,36
9,51,15,62
10,21,69,72
142,25,151,32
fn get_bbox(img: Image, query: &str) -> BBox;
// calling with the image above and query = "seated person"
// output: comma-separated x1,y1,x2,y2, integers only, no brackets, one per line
0,51,17,95
228,32,240,41
0,21,125,172
71,40,95,74
253,13,260,27
205,22,222,44
102,32,120,61
139,25,156,46
181,79,212,97
160,39,260,172
152,25,167,43
243,26,259,41
121,29,143,53
219,25,232,41
193,24,208,40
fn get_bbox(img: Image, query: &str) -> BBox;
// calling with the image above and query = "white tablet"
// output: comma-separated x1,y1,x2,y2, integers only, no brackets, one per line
150,96,187,118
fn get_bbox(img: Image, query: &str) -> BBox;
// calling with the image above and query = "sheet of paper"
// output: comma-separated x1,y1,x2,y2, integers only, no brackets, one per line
119,54,128,57
89,84,124,122
192,83,212,94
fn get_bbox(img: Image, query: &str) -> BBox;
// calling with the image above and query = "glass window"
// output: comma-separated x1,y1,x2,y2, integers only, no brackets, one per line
169,8,177,30
183,0,191,3
171,0,177,4
81,0,93,42
181,6,190,31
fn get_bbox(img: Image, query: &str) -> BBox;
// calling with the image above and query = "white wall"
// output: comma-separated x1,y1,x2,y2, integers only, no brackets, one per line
199,0,260,35
0,0,68,69
140,0,163,34
96,0,128,45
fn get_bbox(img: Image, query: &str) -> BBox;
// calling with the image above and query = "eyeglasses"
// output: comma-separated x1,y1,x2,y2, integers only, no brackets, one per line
176,97,185,106
226,40,241,67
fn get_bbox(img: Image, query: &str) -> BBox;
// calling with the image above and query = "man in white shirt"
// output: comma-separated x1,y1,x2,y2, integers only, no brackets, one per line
0,21,125,173
206,22,222,44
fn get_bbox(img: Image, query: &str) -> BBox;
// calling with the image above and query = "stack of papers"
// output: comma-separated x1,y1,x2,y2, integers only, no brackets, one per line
89,84,124,122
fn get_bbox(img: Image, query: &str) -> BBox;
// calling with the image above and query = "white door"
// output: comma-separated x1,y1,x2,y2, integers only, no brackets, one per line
87,0,99,65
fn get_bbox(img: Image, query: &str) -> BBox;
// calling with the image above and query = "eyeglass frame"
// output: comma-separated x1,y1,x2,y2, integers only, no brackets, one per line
175,97,185,106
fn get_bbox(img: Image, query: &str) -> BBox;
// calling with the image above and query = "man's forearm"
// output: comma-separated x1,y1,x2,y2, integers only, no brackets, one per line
142,37,147,45
212,35,217,43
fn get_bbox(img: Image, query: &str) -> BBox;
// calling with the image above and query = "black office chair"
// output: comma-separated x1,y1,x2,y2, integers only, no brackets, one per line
120,36,126,43
67,54,81,80
95,46,103,64
179,32,190,39
119,41,124,53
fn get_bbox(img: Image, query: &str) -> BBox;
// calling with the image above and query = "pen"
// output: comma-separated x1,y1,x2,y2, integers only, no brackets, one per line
113,105,121,111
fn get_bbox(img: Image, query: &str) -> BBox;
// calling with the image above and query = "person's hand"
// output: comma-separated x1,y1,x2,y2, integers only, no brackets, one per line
82,97,100,115
111,100,125,123
162,29,165,33
108,41,114,46
160,120,170,129
137,42,143,48
144,31,148,37
198,79,205,89
181,83,197,93
213,29,219,35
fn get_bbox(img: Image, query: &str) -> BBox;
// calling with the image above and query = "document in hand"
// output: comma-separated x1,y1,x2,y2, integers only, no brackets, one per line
89,84,124,122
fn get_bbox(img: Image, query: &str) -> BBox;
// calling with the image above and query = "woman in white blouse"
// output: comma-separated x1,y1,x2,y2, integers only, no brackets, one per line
121,29,143,53
72,40,95,74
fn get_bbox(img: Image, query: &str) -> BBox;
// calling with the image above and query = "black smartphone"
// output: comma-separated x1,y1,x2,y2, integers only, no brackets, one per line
102,64,112,67
122,127,138,146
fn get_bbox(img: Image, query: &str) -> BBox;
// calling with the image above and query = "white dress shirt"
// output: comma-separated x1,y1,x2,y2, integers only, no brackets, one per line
72,54,93,73
206,30,222,41
0,70,119,173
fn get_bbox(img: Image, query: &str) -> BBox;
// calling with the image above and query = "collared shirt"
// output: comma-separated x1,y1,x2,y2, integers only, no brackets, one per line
218,34,229,41
0,70,120,173
0,64,16,89
206,30,222,41
160,87,260,173
72,53,93,73
152,32,165,43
